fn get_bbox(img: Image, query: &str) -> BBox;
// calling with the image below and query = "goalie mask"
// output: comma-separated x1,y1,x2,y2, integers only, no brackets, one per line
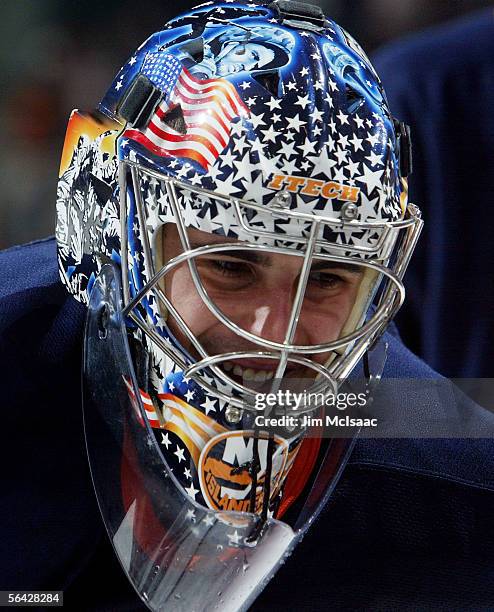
56,2,422,610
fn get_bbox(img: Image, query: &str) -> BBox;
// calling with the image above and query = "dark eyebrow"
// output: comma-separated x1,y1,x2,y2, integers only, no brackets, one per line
310,261,363,275
190,243,272,266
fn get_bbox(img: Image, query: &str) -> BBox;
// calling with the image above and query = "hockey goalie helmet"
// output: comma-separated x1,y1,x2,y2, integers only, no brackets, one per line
57,4,422,607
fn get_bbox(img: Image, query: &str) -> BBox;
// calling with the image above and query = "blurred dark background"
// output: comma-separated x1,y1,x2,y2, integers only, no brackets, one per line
1,0,491,248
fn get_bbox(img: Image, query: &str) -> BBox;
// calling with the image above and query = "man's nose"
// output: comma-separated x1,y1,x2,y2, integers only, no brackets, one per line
242,291,309,346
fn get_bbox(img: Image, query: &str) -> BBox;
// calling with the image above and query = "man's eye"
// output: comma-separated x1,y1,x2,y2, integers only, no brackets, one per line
309,272,346,289
210,259,252,277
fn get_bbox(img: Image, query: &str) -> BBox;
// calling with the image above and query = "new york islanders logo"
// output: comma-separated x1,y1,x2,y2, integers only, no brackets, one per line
198,431,290,513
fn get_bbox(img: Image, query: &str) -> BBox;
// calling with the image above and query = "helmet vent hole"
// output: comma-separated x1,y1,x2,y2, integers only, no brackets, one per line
345,84,364,114
253,70,282,98
161,104,187,135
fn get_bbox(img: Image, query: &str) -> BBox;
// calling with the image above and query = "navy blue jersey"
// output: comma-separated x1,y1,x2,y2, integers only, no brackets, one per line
372,9,494,379
2,238,494,610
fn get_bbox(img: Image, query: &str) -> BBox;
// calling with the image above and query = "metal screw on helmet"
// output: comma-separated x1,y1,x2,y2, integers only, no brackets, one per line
225,406,243,424
341,202,359,222
272,190,292,209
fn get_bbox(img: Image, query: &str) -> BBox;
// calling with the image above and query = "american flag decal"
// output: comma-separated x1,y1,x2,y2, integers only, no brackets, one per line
124,377,226,466
125,53,249,170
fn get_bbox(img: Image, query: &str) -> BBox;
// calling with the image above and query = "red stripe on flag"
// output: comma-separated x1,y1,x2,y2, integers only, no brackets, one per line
183,69,247,109
178,74,244,118
183,107,230,143
147,121,220,158
124,129,211,170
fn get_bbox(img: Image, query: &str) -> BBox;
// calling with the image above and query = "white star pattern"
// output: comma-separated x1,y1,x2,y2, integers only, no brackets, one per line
233,151,256,182
308,145,338,177
234,135,249,155
295,94,311,110
228,530,243,545
185,483,199,499
367,131,382,148
366,151,383,167
208,163,224,183
312,108,324,123
337,110,349,125
350,134,364,152
328,79,338,92
220,149,236,168
266,97,281,111
286,114,306,131
257,152,281,178
280,140,297,158
282,158,298,174
347,159,361,177
201,396,217,415
174,445,186,463
356,166,385,194
262,125,280,144
161,432,171,448
299,139,317,157
249,112,266,130
335,147,349,165
230,120,246,137
333,167,347,183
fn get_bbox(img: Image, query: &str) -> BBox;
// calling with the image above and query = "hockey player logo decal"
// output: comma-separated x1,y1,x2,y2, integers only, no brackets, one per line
198,431,289,513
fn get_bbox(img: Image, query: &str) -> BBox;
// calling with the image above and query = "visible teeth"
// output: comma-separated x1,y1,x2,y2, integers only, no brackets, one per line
223,362,276,383
254,370,274,382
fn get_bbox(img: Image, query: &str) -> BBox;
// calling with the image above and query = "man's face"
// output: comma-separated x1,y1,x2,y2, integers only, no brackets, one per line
161,225,364,386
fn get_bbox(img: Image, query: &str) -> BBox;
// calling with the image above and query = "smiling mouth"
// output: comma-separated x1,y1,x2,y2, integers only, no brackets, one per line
223,361,276,383
213,359,317,392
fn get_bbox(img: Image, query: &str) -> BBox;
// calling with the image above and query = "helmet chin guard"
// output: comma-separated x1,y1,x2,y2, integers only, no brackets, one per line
83,264,357,611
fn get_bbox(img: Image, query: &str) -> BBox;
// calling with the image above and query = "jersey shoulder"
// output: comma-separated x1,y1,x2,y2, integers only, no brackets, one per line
355,333,494,492
373,8,494,84
0,236,86,363
0,237,64,324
